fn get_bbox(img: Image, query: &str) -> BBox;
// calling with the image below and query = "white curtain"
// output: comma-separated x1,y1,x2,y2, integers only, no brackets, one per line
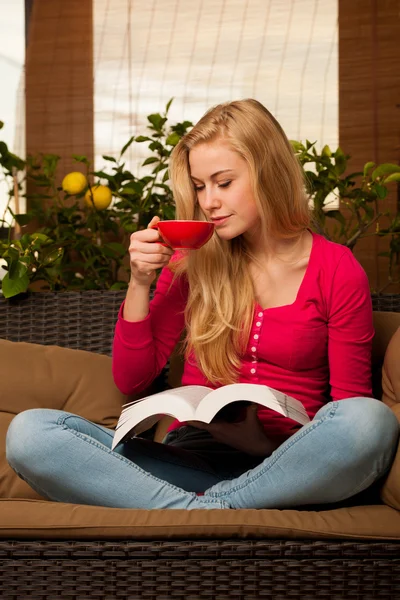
93,0,338,176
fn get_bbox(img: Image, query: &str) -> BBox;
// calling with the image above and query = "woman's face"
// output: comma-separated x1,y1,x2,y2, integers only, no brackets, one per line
188,138,261,242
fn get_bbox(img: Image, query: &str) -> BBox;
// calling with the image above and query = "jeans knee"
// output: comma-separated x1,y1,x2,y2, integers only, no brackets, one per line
6,409,59,475
338,398,399,460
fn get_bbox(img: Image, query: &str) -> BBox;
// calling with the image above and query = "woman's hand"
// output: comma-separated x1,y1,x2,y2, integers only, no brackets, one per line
128,216,174,287
189,405,279,457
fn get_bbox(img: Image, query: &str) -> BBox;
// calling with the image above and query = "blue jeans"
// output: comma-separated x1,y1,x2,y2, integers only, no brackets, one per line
6,397,399,510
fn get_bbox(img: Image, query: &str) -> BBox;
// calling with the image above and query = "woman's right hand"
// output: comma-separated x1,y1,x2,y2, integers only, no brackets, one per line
128,216,174,286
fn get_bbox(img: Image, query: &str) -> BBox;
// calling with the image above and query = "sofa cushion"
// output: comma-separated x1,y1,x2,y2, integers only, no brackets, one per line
372,311,400,398
0,339,128,499
0,498,399,541
380,326,400,509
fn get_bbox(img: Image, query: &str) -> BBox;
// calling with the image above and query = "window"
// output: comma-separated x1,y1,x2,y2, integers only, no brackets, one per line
0,0,25,226
93,0,338,179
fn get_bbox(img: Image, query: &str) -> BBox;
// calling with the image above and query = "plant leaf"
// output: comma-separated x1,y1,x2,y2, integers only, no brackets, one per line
1,263,29,298
165,132,180,147
14,213,32,226
375,184,388,199
321,145,331,157
119,136,134,156
371,163,400,181
384,173,400,184
72,154,90,165
363,161,375,177
142,157,159,166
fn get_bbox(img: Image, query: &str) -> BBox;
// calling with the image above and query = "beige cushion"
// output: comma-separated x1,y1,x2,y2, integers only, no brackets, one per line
372,311,400,398
0,339,128,499
0,498,399,541
1,311,400,541
380,326,400,509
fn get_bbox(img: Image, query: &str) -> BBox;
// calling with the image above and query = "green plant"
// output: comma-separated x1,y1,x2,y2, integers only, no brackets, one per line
291,140,400,291
0,100,192,298
0,107,399,298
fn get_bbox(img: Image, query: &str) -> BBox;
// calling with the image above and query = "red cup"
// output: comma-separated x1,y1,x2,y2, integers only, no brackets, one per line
153,220,215,249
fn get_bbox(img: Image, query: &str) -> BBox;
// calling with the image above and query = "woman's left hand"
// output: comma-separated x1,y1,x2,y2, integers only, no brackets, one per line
188,405,279,457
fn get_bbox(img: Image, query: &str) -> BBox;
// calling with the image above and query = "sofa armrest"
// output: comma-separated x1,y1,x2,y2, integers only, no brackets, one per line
380,327,400,509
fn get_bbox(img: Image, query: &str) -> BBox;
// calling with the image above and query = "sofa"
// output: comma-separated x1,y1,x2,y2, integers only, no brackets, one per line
0,290,400,600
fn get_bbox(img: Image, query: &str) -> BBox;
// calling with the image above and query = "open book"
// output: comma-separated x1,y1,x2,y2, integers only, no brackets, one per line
111,383,310,450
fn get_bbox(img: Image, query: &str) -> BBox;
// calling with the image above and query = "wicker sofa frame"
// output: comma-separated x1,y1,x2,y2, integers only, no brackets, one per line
1,290,400,600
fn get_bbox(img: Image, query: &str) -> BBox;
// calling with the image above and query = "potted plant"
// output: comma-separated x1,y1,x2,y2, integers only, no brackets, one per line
292,140,400,302
0,101,399,342
0,100,192,299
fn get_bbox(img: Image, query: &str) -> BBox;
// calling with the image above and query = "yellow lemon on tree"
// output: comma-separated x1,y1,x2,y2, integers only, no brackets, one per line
61,171,87,195
84,185,113,210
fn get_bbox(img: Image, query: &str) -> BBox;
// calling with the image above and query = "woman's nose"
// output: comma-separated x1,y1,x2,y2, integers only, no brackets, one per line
202,186,221,210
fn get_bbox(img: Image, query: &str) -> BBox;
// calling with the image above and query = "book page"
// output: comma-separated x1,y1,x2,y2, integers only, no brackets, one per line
111,386,212,450
194,383,310,425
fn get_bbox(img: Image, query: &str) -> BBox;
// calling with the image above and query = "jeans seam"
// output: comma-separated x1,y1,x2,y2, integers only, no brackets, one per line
58,414,115,440
207,401,339,499
57,418,225,507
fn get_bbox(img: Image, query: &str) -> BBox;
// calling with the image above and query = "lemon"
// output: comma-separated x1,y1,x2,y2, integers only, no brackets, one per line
61,171,87,195
84,185,113,210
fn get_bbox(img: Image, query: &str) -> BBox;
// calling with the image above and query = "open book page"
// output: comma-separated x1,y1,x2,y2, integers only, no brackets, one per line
111,383,310,451
194,383,310,425
111,386,212,450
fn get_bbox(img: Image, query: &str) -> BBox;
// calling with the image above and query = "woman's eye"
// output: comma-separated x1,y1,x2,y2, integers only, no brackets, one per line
218,181,231,188
195,185,205,192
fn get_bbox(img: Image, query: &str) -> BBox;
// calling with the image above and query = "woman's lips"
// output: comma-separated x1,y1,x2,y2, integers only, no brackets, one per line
211,216,231,226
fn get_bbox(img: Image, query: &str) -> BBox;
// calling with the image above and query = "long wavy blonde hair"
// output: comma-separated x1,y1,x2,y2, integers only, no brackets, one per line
168,99,311,385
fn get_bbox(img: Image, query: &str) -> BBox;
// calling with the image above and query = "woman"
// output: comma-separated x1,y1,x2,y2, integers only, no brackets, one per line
6,99,399,510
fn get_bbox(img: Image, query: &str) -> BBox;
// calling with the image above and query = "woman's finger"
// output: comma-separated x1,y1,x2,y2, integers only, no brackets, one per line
147,216,161,228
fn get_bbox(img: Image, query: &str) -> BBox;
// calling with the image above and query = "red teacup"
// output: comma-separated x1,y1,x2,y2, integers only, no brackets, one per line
153,220,215,249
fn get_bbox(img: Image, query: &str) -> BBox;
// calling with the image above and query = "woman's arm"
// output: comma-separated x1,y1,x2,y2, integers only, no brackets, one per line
112,263,188,395
327,249,375,400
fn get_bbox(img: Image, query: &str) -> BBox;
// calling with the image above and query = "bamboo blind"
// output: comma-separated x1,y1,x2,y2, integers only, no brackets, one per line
339,0,400,291
25,0,94,193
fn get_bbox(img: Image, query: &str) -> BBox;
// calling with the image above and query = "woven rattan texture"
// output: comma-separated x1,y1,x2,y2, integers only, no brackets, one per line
0,291,127,355
0,557,399,599
1,539,400,559
1,540,400,599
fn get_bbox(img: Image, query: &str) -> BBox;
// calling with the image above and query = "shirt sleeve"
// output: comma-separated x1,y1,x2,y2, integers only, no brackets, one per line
327,248,374,401
112,262,188,395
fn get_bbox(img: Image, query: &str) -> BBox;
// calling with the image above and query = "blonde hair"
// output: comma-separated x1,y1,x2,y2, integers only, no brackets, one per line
168,99,310,385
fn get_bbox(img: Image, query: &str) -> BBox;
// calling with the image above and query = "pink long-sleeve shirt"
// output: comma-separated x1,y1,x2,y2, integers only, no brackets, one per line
112,231,374,443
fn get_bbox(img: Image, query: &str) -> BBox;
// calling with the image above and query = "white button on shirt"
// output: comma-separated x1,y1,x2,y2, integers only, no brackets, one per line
249,311,262,374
